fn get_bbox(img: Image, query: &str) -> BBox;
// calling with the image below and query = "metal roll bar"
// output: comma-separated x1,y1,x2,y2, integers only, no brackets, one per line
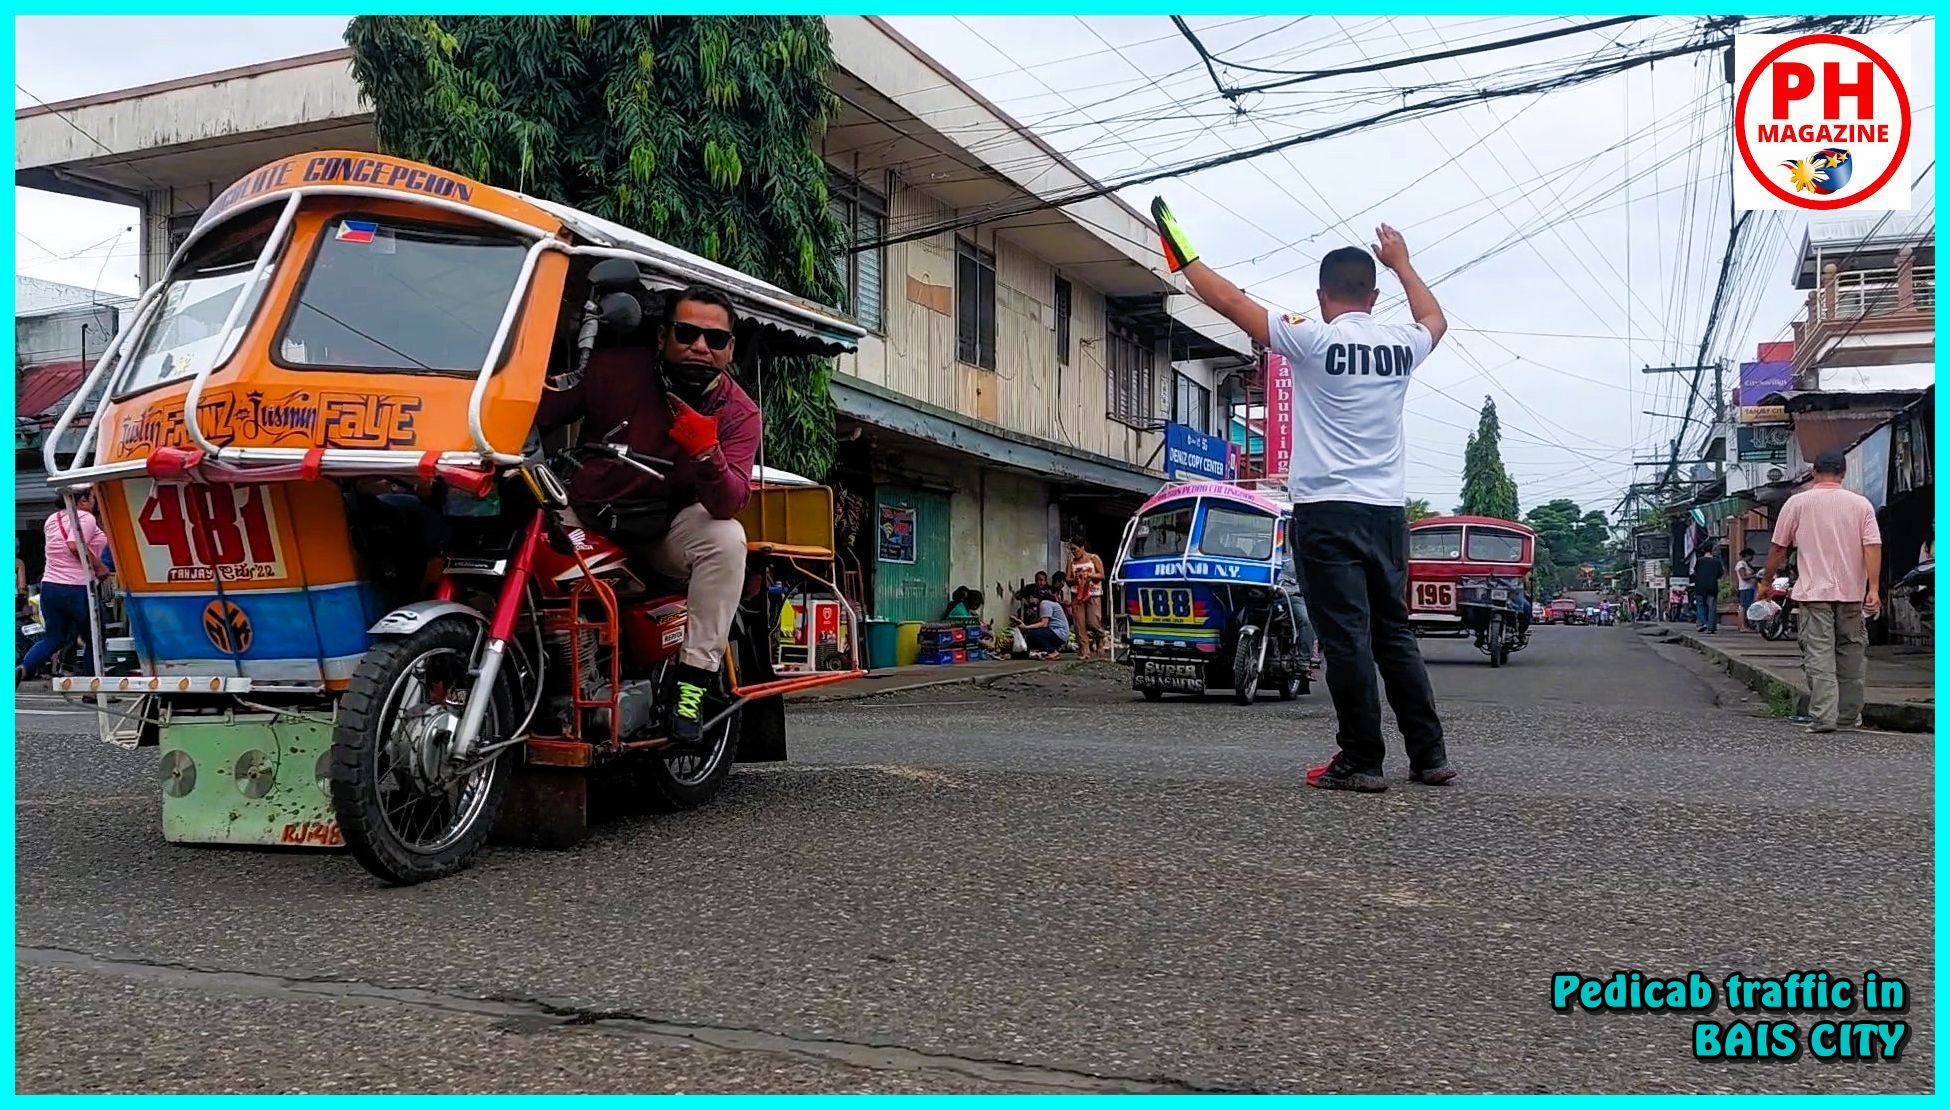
181,192,306,457
42,179,866,488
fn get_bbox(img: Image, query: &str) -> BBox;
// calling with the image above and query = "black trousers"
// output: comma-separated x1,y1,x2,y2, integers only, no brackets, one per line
1290,501,1446,773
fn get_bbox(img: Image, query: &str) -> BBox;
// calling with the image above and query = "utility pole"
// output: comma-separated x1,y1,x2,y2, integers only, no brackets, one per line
1642,362,1728,481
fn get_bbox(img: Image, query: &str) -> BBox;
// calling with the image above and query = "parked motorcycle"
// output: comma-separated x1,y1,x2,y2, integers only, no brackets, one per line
1758,576,1798,641
1894,560,1933,637
16,593,43,664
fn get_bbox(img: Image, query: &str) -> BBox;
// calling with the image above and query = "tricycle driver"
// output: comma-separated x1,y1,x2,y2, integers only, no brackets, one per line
536,284,758,748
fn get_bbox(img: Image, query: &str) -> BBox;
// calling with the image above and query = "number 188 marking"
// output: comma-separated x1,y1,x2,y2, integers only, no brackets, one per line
1136,588,1194,620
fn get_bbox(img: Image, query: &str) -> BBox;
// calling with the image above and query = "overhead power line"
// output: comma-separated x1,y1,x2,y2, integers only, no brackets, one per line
849,15,1881,256
1182,15,1648,97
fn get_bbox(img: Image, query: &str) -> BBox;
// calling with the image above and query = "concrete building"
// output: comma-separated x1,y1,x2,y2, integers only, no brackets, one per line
14,278,136,538
1787,215,1934,392
1691,217,1936,641
14,17,1253,622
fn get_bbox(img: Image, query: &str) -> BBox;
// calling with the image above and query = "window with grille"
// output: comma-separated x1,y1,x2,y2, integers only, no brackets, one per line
1106,314,1156,426
1172,373,1211,434
1054,275,1072,366
957,238,996,370
828,173,886,332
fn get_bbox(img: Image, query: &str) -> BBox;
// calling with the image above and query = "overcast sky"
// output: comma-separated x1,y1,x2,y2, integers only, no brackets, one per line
13,15,1937,515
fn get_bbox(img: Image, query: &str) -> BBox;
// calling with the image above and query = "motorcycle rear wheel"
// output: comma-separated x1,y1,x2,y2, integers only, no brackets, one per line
331,617,515,885
636,663,742,812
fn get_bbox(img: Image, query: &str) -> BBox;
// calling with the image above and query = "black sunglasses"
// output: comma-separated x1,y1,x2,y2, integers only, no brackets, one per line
668,322,734,351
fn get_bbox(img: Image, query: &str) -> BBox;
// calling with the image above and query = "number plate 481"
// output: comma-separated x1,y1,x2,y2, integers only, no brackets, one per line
126,479,287,584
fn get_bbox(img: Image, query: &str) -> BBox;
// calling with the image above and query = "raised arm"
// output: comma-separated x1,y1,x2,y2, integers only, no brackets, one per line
1153,197,1271,349
1373,224,1447,349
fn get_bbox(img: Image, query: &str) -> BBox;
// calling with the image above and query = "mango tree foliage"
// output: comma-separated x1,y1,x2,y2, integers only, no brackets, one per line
345,15,851,477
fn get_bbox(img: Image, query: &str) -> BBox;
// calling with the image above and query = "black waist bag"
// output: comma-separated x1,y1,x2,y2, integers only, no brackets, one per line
583,496,674,548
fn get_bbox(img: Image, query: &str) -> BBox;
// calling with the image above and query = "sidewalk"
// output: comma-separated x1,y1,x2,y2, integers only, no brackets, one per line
1639,622,1934,733
783,657,1054,703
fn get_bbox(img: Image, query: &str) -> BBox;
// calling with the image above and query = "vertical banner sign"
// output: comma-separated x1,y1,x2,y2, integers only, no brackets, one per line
1733,33,1914,212
1264,351,1294,479
877,504,915,564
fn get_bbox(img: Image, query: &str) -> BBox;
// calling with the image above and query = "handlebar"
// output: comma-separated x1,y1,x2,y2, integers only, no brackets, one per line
565,442,674,480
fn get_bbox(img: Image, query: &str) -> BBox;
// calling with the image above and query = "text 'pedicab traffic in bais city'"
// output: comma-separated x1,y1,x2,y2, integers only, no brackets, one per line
1404,514,1536,667
1109,479,1319,704
40,149,869,885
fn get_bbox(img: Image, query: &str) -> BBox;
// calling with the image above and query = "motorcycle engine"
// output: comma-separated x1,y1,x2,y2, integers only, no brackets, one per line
584,679,659,741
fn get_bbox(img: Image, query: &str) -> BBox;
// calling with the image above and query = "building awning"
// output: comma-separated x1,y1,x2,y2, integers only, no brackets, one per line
832,375,1163,498
1690,496,1758,529
1105,293,1244,362
1758,388,1925,412
15,461,60,533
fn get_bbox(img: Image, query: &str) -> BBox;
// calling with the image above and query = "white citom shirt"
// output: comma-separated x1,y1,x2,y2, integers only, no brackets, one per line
1266,307,1433,507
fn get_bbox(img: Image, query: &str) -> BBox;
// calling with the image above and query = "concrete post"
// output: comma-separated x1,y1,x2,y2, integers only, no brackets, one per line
140,188,174,290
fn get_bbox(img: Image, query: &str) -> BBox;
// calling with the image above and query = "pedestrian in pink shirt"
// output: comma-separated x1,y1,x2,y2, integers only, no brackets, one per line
1757,452,1882,733
19,488,110,685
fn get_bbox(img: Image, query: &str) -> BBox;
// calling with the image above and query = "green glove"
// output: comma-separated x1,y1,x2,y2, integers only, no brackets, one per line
1151,196,1198,272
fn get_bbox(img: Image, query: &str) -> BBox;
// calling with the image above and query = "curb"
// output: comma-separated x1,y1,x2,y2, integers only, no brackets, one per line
1667,630,1933,734
785,661,1059,704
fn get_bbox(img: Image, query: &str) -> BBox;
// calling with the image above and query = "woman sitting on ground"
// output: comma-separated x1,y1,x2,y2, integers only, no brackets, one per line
1016,590,1073,660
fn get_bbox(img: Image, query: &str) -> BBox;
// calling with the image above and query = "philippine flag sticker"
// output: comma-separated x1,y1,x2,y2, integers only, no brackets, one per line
336,220,379,244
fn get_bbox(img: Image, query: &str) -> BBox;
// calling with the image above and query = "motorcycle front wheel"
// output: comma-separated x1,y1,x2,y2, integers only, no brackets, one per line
1232,631,1263,705
331,616,516,885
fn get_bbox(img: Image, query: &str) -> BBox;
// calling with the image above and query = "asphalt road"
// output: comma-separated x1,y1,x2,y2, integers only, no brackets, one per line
15,625,1932,1093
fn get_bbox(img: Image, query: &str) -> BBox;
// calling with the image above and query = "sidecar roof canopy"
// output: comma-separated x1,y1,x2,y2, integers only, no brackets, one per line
514,196,864,357
1137,480,1287,518
182,150,865,358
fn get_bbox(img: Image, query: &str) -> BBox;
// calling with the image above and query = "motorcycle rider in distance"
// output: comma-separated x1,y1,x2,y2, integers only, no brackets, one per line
536,285,761,747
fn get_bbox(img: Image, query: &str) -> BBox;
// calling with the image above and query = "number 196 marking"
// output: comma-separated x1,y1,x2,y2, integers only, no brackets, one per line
1413,582,1455,611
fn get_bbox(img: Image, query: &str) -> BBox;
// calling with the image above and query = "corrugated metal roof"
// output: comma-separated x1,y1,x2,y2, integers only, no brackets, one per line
17,360,89,419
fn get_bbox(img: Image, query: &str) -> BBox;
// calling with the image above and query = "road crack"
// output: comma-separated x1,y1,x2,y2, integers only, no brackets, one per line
18,945,1246,1093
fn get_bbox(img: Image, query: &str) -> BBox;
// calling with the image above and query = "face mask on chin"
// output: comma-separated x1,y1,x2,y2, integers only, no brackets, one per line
661,359,721,404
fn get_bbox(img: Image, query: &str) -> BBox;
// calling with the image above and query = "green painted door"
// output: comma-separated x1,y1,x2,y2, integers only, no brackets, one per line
873,486,951,623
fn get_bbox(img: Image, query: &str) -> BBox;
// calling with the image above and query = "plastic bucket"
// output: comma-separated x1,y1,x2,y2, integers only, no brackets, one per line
863,620,900,670
895,620,925,666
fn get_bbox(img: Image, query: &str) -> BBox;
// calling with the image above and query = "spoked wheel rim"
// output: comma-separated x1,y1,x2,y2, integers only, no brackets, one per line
373,645,501,856
663,673,735,788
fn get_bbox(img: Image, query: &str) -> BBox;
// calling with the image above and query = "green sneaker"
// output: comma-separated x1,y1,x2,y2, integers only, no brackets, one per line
668,672,708,747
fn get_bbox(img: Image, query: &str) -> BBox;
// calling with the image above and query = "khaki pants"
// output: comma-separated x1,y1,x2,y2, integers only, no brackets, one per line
1798,601,1867,728
1072,595,1105,649
634,503,747,673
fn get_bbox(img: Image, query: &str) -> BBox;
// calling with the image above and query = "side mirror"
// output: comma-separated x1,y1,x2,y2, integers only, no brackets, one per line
598,291,642,333
589,258,643,292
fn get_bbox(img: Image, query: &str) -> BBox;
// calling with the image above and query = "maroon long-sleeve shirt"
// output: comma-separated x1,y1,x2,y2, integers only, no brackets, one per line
536,347,760,520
